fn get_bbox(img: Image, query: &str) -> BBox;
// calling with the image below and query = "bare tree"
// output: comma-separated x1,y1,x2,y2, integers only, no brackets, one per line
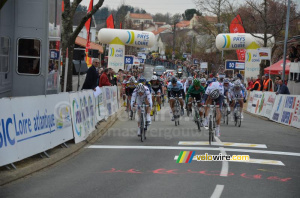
61,0,104,91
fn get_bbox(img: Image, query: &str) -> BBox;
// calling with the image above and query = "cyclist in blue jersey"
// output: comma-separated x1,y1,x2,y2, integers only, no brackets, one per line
167,77,185,121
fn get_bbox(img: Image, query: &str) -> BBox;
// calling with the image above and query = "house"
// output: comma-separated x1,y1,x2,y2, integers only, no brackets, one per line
125,11,154,30
189,14,218,29
150,26,171,53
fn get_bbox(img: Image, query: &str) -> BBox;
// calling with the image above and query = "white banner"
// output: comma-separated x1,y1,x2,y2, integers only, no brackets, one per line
291,96,300,128
105,87,113,116
245,50,260,79
250,91,263,114
270,95,286,123
200,62,208,69
278,95,298,126
262,92,276,119
95,87,106,121
247,91,254,112
257,47,271,60
69,92,88,143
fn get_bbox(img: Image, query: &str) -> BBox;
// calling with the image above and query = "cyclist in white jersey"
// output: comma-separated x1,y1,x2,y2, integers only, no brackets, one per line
228,80,247,121
131,83,152,136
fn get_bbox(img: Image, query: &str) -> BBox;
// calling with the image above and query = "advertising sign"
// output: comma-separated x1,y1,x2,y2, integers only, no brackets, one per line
291,96,300,128
257,47,271,60
270,95,286,123
245,49,260,79
225,60,245,70
200,62,208,69
108,37,125,71
124,56,134,64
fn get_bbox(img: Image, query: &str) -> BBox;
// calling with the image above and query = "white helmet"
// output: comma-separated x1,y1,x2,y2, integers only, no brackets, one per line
136,83,145,93
129,76,136,83
234,79,241,87
188,76,193,81
200,78,206,84
151,75,158,81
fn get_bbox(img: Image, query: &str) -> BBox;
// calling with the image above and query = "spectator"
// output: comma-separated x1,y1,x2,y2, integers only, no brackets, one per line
108,69,117,86
262,73,273,92
246,77,254,90
295,45,300,62
287,46,297,62
276,78,290,95
82,58,99,90
99,68,111,87
250,75,262,91
274,75,281,92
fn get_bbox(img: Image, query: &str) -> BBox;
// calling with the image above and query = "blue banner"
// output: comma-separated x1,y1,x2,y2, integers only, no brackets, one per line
124,56,134,64
225,60,245,70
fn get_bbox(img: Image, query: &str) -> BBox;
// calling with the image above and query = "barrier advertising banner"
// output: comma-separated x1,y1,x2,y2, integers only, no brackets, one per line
69,92,88,143
270,95,286,123
247,91,254,112
105,87,112,116
279,95,297,126
291,96,300,128
262,92,276,119
80,91,96,135
250,91,263,114
95,87,106,121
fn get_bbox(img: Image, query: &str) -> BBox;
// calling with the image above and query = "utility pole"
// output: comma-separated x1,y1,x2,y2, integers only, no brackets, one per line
282,0,291,81
173,21,177,60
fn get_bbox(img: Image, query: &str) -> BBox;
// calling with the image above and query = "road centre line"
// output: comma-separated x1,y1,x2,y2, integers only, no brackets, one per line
86,145,300,157
178,141,267,148
215,137,229,177
173,156,285,166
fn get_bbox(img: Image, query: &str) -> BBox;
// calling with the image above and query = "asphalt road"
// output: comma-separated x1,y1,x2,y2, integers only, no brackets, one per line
1,65,300,198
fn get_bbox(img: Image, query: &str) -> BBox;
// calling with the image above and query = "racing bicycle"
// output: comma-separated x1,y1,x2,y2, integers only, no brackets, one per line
204,101,218,145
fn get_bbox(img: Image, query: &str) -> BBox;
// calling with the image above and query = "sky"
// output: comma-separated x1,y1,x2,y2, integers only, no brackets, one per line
80,0,197,15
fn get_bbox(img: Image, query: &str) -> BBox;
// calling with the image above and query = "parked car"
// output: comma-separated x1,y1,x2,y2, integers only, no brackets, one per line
153,65,166,76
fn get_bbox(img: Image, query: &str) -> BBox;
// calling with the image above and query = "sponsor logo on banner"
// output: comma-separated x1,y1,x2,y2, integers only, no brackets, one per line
222,35,246,49
126,31,151,46
72,98,83,137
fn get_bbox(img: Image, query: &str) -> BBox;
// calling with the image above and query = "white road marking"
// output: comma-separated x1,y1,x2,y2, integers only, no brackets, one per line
178,141,267,148
86,145,300,157
215,137,229,177
211,185,224,198
174,156,285,166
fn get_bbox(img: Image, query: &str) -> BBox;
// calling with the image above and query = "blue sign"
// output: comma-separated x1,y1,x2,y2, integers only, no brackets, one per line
138,58,145,63
50,50,59,60
225,60,245,70
124,56,134,64
193,59,199,64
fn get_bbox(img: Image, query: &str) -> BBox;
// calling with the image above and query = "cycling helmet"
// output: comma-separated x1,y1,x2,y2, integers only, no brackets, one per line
193,79,201,87
234,79,241,87
171,77,177,84
151,75,158,81
212,77,217,82
223,78,230,84
136,83,145,93
128,76,135,83
138,77,146,84
200,78,206,84
188,76,193,82
210,89,220,100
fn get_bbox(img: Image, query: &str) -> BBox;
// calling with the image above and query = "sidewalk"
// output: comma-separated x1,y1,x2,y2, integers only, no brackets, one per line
0,107,125,186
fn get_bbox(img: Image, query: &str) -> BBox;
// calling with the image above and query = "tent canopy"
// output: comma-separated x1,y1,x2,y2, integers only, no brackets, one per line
264,59,291,75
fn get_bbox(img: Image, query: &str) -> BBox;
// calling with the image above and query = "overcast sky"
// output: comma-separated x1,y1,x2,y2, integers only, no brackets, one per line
80,0,198,15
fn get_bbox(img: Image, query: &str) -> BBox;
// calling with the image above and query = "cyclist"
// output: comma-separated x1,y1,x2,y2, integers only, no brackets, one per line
125,76,137,112
202,81,224,137
122,74,131,106
167,77,185,121
150,75,162,114
228,79,247,121
131,83,152,136
186,79,205,117
184,77,193,94
223,78,233,111
138,77,151,92
200,78,208,91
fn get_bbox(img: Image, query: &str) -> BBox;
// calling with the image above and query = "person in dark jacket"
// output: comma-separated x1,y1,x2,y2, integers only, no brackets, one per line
82,58,99,90
276,79,290,95
99,68,111,87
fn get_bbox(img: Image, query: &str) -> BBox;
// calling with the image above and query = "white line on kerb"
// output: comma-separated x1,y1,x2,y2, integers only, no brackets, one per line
211,185,224,198
86,145,300,157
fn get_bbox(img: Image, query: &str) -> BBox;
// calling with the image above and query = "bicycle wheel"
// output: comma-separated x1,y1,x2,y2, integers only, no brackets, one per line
140,115,145,142
226,113,228,125
234,113,237,126
130,110,133,120
238,115,241,127
209,120,213,145
153,106,156,121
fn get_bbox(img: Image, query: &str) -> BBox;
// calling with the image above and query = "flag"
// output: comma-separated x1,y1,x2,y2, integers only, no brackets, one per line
85,0,93,67
106,14,114,29
62,0,64,12
230,14,246,61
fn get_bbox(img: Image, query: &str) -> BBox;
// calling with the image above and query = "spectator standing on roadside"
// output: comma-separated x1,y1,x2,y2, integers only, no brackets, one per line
263,74,273,91
276,77,290,95
250,75,262,91
82,58,99,91
99,68,111,87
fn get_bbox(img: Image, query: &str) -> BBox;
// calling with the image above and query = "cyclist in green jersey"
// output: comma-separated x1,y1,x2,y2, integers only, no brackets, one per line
186,79,205,115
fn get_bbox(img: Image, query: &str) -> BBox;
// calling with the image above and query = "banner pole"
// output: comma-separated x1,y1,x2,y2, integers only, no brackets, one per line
63,48,68,92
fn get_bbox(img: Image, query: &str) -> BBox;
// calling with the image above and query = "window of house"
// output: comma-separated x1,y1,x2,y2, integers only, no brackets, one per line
17,38,41,75
134,20,140,24
0,37,10,73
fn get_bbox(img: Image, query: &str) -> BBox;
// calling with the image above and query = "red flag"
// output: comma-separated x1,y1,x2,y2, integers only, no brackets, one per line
62,0,64,12
85,0,93,67
230,14,246,61
106,14,114,29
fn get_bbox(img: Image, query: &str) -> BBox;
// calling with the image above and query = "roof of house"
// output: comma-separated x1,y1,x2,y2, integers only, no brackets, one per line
152,27,168,35
176,20,190,28
73,12,96,27
129,13,153,20
194,15,218,23
75,36,103,53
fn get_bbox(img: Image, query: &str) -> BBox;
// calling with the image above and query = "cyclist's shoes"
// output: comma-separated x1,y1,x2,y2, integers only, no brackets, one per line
137,128,141,137
171,116,175,121
123,102,126,107
157,104,161,111
150,109,154,116
200,121,204,127
181,108,184,116
241,113,244,120
203,118,209,129
215,126,220,137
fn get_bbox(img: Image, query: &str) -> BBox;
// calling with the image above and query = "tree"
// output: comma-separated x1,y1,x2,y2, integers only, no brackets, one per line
76,4,87,12
182,9,201,20
238,0,300,76
61,0,104,91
